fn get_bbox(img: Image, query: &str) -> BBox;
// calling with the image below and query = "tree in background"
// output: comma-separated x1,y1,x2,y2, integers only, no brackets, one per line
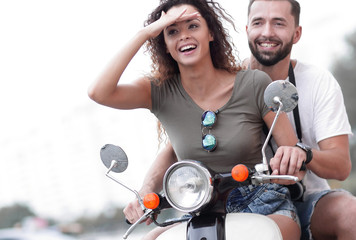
332,30,356,129
331,29,356,194
0,203,35,229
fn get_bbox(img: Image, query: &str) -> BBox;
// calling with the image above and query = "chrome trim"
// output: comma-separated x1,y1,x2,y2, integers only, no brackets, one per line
163,161,214,213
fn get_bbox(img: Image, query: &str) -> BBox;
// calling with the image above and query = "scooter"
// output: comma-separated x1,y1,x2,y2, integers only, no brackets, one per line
99,80,301,240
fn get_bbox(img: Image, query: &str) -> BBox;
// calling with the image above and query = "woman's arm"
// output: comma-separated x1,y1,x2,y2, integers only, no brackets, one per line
123,142,177,224
88,8,200,110
87,27,155,110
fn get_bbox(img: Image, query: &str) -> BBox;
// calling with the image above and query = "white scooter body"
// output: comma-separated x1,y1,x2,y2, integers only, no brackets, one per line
156,213,282,240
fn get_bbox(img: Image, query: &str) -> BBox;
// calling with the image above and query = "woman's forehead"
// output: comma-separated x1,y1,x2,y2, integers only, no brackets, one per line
167,4,199,14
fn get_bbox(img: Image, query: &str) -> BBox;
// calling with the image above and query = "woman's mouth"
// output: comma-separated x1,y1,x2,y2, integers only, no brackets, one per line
179,44,197,53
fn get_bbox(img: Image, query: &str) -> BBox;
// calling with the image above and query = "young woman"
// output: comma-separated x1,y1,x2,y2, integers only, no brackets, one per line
88,0,302,239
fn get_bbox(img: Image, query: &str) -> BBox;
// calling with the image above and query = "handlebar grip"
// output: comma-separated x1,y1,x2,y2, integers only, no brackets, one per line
158,196,171,210
300,161,306,171
125,219,132,225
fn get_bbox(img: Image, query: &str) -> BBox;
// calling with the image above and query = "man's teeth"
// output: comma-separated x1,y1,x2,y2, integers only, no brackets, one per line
180,45,196,52
260,43,277,47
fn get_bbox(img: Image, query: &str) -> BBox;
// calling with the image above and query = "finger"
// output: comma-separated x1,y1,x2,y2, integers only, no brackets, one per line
145,217,153,225
124,201,143,223
271,169,279,175
123,205,133,222
270,169,279,183
133,205,145,222
287,149,299,175
176,10,200,23
279,150,290,175
270,147,285,171
178,8,188,18
269,157,278,172
295,147,307,171
270,153,283,172
124,211,135,224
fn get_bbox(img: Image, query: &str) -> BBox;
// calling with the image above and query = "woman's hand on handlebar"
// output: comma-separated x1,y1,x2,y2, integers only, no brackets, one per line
123,199,154,225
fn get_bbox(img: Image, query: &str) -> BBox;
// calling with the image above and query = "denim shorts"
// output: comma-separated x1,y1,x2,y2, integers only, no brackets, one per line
293,189,348,240
226,183,299,225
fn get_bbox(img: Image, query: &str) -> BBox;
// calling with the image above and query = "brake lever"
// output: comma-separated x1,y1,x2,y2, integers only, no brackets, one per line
123,209,154,239
253,159,306,185
252,174,299,184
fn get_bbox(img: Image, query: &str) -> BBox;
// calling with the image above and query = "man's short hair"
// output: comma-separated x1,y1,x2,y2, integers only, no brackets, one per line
248,0,301,26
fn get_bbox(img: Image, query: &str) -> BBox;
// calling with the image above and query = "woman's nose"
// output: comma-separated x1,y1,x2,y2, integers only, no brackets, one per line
179,29,191,41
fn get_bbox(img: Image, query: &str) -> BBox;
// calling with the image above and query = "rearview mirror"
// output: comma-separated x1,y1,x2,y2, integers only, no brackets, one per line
264,80,298,113
100,144,128,173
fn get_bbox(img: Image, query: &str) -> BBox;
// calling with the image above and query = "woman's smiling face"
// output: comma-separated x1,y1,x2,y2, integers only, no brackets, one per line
163,4,214,67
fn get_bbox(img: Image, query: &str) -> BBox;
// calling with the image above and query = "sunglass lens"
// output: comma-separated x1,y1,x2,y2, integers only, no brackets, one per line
201,111,216,128
202,134,217,152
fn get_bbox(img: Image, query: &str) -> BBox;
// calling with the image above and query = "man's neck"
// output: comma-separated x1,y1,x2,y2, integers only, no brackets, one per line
249,56,295,81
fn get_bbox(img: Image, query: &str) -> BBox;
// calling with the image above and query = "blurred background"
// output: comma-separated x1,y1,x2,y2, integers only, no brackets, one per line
1,0,356,239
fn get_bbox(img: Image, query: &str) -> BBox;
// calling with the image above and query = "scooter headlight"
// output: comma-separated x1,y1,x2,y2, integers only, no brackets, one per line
163,161,213,213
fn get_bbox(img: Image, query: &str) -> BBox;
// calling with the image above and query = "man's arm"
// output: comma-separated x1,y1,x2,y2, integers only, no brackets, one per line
123,142,177,224
270,134,351,183
308,135,351,180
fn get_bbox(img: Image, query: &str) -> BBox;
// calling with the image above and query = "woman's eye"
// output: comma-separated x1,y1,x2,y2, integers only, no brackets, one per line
189,24,199,29
167,29,178,36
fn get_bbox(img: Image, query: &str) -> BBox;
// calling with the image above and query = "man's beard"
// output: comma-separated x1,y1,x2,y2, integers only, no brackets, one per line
248,37,293,66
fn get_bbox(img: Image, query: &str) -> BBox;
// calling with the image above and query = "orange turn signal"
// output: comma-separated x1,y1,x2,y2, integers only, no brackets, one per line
143,193,160,209
231,164,249,182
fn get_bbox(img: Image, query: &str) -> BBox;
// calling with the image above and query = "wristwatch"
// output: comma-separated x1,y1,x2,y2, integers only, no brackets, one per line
295,142,313,164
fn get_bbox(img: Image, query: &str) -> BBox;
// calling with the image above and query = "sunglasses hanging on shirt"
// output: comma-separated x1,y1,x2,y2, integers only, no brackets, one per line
201,110,218,152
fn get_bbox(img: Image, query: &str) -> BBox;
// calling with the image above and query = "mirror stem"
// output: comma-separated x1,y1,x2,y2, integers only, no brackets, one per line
106,160,118,174
261,97,283,170
105,161,146,211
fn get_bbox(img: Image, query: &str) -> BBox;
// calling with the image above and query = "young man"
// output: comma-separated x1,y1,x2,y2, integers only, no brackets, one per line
247,0,355,239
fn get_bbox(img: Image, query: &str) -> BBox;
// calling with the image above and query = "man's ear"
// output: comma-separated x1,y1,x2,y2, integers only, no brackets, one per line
293,26,302,44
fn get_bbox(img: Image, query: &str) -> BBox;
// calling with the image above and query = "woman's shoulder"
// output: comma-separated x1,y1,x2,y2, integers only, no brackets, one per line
235,69,271,86
150,74,182,98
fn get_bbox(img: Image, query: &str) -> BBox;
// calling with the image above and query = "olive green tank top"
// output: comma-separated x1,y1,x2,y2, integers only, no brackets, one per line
151,69,271,173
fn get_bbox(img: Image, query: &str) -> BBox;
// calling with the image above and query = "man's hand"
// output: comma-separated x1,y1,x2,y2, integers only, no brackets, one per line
270,146,307,175
270,146,307,184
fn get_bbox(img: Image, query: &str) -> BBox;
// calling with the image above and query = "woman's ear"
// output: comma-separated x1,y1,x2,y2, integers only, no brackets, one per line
166,45,170,53
209,31,214,42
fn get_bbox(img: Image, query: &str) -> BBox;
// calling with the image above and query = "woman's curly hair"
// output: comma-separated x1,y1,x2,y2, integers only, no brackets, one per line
144,0,241,84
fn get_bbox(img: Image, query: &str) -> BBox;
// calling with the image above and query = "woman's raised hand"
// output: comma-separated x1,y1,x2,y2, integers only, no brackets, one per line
146,8,200,39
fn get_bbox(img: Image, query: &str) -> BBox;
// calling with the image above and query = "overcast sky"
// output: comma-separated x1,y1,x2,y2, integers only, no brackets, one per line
1,0,356,221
